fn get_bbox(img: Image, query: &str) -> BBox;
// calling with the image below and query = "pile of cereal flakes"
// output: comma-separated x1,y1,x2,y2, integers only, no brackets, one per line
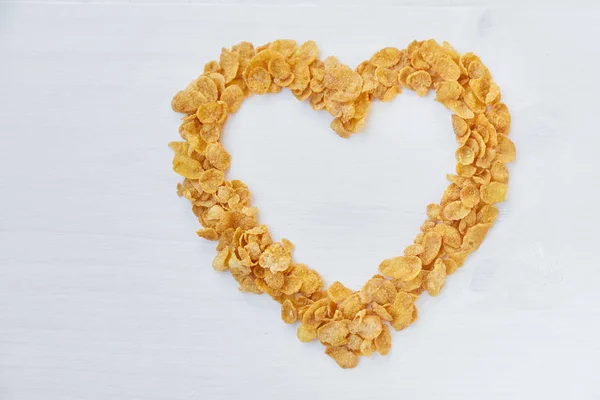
169,39,515,368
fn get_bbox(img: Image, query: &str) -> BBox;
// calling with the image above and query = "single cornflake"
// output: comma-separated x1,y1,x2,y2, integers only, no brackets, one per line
196,101,228,124
212,247,230,272
317,320,350,346
375,66,399,87
406,70,432,96
420,231,442,265
351,314,383,340
404,244,425,256
436,81,463,102
360,277,397,305
326,281,354,303
486,102,511,133
199,168,224,194
338,293,363,319
480,182,508,204
220,48,240,84
443,200,471,220
374,324,392,355
444,99,475,119
393,271,425,293
206,143,231,171
423,259,447,296
195,76,219,102
456,145,475,165
371,303,393,321
346,334,363,352
360,339,376,357
370,47,401,68
220,85,244,114
443,258,459,275
496,134,516,163
302,298,331,328
297,324,317,342
460,184,480,208
171,89,207,114
197,227,219,240
462,223,492,252
172,154,203,179
245,66,272,94
386,291,418,331
325,346,359,369
258,243,292,273
269,39,297,57
379,256,422,281
281,299,297,324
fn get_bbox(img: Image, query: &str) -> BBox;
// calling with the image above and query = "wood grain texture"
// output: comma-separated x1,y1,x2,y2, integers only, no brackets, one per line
1,2,599,399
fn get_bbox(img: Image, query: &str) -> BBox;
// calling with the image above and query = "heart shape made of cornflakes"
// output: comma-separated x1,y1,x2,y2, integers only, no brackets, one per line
169,39,515,369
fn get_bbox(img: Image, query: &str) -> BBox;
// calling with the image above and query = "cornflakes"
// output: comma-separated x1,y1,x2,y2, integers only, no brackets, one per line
170,39,514,369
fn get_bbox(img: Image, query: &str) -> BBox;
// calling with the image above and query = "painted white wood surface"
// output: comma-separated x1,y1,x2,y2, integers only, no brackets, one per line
1,1,599,399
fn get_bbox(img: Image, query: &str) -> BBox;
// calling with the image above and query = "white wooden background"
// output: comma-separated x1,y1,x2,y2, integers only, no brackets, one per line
1,1,599,399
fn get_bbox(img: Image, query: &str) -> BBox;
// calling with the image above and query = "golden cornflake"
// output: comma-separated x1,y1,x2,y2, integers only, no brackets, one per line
456,145,475,165
375,67,399,87
195,76,219,102
379,256,422,281
212,247,230,272
372,303,393,321
462,223,492,252
496,134,516,163
259,243,292,273
338,293,363,320
297,324,317,342
436,81,463,102
220,48,240,84
281,299,297,324
197,227,219,241
317,320,350,346
245,66,272,94
326,281,354,303
443,200,471,220
406,70,432,96
360,339,376,356
171,89,207,114
220,85,244,114
360,277,396,305
325,346,359,369
370,47,401,68
490,161,509,183
460,184,480,208
444,99,475,119
172,154,203,179
423,259,447,296
206,143,231,171
199,168,224,194
374,323,392,355
480,182,508,204
196,101,228,124
404,244,425,256
352,314,383,340
420,231,442,266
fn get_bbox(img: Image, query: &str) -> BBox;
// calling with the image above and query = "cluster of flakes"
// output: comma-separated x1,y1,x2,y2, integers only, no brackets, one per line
169,39,514,369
